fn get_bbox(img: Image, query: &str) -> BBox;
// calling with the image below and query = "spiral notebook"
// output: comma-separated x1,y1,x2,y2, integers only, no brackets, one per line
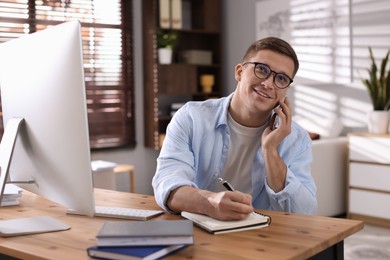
181,211,271,235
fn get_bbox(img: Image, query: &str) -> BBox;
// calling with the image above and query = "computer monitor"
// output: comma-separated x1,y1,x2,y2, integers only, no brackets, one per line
0,21,95,217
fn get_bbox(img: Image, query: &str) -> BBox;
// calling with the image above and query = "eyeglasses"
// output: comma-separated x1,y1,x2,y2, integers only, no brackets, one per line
242,62,293,89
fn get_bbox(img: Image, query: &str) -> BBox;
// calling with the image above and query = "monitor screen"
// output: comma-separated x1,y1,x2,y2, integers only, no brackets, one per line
0,21,95,217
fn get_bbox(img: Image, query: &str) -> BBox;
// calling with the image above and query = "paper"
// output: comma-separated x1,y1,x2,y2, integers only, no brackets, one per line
182,211,270,234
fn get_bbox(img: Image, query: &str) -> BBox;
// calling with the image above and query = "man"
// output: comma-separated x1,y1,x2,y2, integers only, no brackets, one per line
152,37,317,220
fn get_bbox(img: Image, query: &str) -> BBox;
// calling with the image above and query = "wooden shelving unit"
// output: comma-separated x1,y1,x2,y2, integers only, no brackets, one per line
142,0,222,149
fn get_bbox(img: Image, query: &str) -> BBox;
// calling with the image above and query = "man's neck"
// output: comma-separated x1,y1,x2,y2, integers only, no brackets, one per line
229,95,270,128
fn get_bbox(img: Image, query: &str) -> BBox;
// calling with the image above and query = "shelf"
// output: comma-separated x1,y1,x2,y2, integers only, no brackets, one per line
143,0,222,150
158,115,172,121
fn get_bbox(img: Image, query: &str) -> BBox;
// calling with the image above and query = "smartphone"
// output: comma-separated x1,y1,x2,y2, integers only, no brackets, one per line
272,97,286,130
272,108,280,130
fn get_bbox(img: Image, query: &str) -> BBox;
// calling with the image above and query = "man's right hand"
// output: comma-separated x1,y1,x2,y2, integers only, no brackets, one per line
167,186,253,221
207,190,253,220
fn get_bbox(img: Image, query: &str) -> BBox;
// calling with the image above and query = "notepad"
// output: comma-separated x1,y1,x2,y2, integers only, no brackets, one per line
181,211,271,235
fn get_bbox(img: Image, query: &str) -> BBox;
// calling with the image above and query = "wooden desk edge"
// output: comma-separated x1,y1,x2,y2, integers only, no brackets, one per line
0,189,366,260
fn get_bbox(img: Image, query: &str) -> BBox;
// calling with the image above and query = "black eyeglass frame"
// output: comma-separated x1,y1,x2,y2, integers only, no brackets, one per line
242,62,293,89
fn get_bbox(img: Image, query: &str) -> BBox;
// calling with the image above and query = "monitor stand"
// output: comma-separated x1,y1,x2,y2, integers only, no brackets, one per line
0,117,27,200
0,118,70,236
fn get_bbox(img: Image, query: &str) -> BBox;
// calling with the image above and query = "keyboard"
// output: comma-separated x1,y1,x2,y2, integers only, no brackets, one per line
94,206,164,221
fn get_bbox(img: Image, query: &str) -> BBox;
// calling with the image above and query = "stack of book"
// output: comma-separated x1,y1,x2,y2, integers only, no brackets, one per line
87,220,194,260
1,184,23,207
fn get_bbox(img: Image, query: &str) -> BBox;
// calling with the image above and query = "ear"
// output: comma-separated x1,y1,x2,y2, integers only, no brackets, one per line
235,63,243,81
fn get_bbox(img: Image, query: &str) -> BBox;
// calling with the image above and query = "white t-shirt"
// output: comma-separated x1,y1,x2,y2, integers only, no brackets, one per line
220,112,266,194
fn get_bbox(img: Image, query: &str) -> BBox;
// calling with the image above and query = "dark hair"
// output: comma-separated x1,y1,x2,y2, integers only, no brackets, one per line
242,37,299,77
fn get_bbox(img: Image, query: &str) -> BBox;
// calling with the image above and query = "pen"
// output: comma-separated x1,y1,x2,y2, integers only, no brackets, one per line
218,177,263,217
218,177,235,192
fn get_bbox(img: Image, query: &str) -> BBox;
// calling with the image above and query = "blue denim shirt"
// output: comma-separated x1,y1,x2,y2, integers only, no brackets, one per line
152,93,317,214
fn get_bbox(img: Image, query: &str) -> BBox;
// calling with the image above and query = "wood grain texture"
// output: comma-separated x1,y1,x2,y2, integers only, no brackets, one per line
0,189,363,260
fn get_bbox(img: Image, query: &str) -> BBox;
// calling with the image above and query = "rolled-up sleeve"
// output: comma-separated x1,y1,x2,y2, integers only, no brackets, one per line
152,106,199,211
264,130,317,214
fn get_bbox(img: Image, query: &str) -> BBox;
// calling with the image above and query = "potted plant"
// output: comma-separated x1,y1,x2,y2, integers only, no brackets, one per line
361,47,390,133
156,29,178,64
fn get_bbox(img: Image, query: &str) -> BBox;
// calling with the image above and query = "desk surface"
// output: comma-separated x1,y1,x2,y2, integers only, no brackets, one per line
0,189,363,260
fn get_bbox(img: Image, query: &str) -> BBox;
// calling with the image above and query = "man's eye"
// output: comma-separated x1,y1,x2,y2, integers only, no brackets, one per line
256,64,269,74
276,74,288,83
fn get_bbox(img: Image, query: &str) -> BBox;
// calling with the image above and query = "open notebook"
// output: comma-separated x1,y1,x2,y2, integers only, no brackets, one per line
181,211,271,235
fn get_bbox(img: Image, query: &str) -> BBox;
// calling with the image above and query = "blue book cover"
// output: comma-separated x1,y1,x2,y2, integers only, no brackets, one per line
87,244,187,260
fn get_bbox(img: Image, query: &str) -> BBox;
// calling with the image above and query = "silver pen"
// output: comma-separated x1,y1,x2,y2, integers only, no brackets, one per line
218,177,235,191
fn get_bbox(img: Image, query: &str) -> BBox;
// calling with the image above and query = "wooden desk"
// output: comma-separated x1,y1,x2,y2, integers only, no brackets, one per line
0,189,363,260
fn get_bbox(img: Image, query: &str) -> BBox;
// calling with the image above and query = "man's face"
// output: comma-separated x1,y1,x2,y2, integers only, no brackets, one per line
235,49,294,115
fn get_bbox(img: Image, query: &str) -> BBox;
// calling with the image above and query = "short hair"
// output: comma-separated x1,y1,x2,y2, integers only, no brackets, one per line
242,37,299,77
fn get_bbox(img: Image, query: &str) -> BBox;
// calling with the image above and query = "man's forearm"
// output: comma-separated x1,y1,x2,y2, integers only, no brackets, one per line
166,185,214,214
263,148,287,192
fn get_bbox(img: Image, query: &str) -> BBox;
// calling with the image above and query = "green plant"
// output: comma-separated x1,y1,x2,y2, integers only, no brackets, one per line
156,29,178,49
361,47,390,110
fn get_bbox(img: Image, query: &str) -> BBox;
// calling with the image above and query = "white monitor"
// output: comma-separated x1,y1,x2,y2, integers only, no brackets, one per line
0,21,95,217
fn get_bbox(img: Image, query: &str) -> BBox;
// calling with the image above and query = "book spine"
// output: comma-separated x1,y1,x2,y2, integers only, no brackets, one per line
159,0,171,28
171,0,182,29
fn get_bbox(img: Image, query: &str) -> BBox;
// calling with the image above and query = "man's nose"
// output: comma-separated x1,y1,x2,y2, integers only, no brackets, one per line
262,72,275,88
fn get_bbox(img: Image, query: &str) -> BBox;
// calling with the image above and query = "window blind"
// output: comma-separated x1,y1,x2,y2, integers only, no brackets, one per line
0,0,134,149
289,0,390,84
289,0,352,84
351,0,390,82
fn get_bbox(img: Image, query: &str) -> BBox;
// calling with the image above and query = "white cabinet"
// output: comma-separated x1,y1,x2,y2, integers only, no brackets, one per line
348,133,390,227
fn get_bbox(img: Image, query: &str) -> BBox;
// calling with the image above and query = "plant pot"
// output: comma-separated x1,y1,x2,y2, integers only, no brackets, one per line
158,48,173,64
367,110,389,134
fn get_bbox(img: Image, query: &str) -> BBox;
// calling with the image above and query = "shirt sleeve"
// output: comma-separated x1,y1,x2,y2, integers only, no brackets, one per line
264,129,318,214
152,105,198,212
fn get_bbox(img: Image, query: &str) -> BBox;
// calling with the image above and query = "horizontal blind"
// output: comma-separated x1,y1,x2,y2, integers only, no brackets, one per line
287,0,390,84
351,0,390,82
289,0,352,84
0,0,134,149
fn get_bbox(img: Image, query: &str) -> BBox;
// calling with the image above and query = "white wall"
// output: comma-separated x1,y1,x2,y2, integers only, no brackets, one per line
94,0,372,195
221,0,258,96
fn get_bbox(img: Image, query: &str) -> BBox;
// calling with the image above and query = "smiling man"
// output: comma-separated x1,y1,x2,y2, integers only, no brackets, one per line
152,37,317,221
